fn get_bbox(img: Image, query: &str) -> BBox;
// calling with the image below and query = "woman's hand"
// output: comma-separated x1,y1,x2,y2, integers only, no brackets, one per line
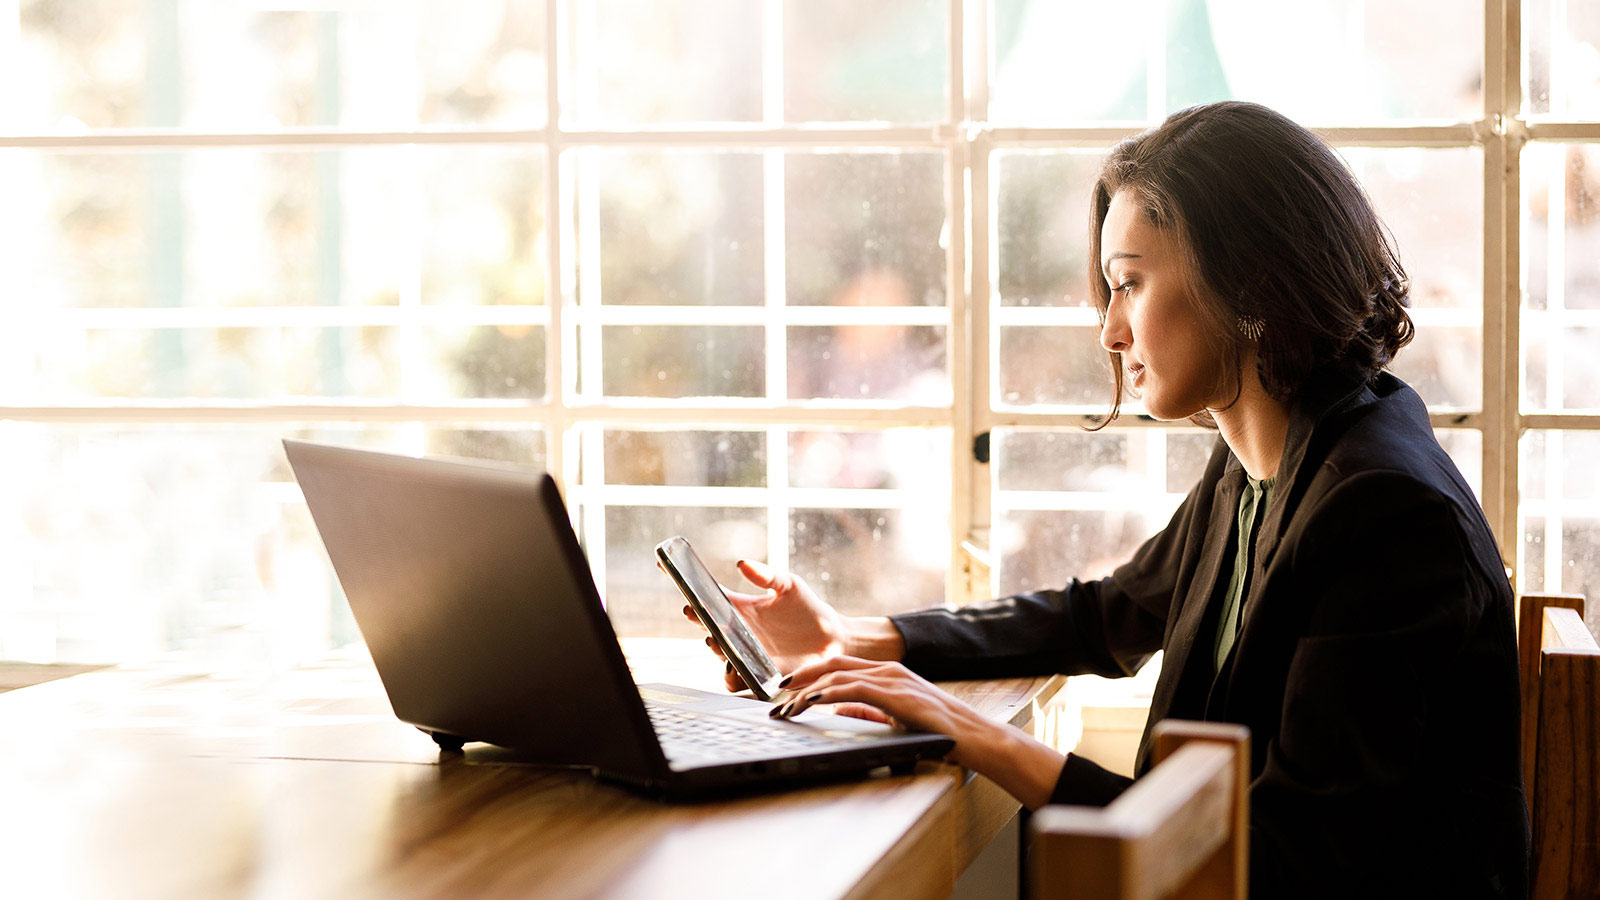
680,559,907,693
680,560,849,692
769,655,1067,811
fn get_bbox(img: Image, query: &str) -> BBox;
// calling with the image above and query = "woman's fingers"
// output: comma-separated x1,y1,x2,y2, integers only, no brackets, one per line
777,654,884,691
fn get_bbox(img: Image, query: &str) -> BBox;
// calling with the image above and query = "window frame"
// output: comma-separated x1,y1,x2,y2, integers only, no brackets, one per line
1,0,1597,619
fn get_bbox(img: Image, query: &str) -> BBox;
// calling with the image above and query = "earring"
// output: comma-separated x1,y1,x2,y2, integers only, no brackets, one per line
1237,314,1265,342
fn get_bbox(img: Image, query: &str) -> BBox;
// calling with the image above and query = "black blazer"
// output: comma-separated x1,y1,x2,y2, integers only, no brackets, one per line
892,371,1530,898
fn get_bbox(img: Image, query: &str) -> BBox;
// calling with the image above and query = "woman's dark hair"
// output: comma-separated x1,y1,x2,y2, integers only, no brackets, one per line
1087,100,1413,427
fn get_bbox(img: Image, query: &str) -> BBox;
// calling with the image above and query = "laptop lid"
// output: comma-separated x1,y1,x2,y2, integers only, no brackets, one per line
282,439,666,784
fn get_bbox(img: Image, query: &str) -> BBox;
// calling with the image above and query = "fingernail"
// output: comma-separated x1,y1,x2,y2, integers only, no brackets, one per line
768,705,783,718
778,675,792,688
725,662,733,673
805,692,822,703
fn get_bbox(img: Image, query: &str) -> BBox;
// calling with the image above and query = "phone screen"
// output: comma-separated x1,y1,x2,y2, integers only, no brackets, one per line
655,536,783,698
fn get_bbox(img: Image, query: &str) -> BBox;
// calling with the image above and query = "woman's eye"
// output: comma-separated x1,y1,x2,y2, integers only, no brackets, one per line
1113,281,1135,295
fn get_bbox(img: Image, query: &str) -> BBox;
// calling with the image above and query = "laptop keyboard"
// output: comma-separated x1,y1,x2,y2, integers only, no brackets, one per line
645,702,860,761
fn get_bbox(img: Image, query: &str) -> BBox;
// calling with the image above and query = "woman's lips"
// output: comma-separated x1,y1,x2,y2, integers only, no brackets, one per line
1128,363,1146,387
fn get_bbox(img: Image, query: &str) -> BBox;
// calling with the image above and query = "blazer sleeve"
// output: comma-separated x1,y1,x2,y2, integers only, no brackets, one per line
1248,471,1526,897
888,475,1208,681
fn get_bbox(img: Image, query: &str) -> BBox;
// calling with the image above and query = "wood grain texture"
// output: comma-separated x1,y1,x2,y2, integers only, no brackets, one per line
1029,721,1248,900
1518,593,1586,803
1531,610,1600,900
0,643,1063,900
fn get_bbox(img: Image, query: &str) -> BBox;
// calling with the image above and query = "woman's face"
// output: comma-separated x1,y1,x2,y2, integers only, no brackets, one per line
1098,190,1228,420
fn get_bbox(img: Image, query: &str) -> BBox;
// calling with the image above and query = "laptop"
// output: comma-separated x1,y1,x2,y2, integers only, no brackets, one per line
282,439,953,798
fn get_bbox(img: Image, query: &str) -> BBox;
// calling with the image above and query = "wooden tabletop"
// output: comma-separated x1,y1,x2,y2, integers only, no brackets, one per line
0,641,1063,900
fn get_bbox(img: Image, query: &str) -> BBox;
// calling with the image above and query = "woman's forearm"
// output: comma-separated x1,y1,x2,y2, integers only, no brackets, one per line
842,616,906,661
957,722,1067,811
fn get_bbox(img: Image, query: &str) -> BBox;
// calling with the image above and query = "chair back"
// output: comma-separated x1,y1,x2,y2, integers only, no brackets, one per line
1030,720,1248,900
1517,593,1600,900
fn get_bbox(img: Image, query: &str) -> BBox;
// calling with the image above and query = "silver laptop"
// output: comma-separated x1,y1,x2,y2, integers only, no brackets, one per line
282,439,952,798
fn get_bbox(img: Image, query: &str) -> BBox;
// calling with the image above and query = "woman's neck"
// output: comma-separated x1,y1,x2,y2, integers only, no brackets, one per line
1211,373,1291,481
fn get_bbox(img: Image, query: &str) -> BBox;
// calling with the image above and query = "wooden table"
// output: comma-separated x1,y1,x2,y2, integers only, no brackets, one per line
0,640,1064,900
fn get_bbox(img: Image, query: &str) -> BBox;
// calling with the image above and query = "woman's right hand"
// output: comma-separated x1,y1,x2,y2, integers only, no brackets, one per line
683,559,849,693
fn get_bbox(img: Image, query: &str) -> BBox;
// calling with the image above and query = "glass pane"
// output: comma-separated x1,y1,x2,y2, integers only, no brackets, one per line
1524,0,1600,119
1522,143,1600,412
787,325,948,403
601,429,767,488
1519,430,1600,635
995,509,1172,597
789,508,947,616
575,150,764,307
782,0,946,122
1345,147,1483,410
14,1,547,131
785,152,947,307
991,0,1481,125
997,325,1113,408
7,324,544,402
567,0,762,125
0,422,543,664
995,150,1108,308
994,426,1191,595
1434,427,1483,501
599,505,767,638
2,147,546,309
591,325,764,399
788,428,949,490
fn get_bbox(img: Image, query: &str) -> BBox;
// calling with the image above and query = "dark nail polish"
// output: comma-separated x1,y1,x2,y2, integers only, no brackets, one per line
778,675,792,688
768,705,783,718
725,662,733,673
805,692,822,703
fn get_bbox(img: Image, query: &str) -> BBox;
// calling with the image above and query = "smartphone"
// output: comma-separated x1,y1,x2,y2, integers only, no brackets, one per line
654,536,785,701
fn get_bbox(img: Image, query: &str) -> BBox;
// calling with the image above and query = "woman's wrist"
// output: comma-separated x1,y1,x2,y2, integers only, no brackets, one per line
840,616,906,661
954,721,1066,812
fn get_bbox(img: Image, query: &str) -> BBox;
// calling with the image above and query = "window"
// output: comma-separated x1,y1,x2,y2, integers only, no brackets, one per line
2,0,1597,663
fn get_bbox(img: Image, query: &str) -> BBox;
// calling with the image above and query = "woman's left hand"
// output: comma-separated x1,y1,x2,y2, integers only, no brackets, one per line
770,655,1069,810
768,656,999,770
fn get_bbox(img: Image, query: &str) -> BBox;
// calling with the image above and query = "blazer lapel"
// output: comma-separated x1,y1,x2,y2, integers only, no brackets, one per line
1150,465,1245,719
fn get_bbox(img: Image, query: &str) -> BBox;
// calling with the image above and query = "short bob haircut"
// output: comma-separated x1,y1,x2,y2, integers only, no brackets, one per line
1088,101,1413,427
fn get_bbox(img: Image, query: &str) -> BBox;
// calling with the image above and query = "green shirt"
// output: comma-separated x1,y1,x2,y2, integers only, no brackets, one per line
1214,475,1274,673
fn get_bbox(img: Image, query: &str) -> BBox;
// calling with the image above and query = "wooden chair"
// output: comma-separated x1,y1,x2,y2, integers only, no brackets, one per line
1516,593,1600,900
1029,720,1249,900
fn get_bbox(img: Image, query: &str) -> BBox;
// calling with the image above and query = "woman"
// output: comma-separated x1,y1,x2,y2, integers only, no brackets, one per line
694,102,1528,897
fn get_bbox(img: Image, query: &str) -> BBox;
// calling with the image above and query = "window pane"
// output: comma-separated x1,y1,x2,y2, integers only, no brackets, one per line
8,324,544,402
598,505,767,638
786,152,947,308
993,427,1195,595
783,0,946,122
2,147,546,310
601,429,767,488
1434,428,1483,502
790,508,947,616
997,325,1112,409
1519,430,1600,635
567,0,762,124
788,428,948,490
1524,0,1600,119
567,0,946,125
0,422,544,664
1346,147,1483,410
575,150,764,307
991,0,1481,124
14,1,546,131
995,150,1107,308
1522,143,1600,412
787,325,948,403
590,324,764,399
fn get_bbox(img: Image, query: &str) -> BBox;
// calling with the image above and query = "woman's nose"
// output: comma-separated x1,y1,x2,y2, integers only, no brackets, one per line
1100,301,1131,353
